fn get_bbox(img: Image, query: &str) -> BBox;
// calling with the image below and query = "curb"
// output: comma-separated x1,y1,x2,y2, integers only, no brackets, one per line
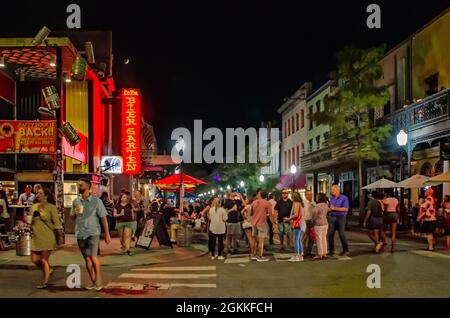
0,245,210,271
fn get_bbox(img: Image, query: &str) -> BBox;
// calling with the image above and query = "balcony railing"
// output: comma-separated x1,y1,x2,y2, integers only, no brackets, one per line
378,89,450,133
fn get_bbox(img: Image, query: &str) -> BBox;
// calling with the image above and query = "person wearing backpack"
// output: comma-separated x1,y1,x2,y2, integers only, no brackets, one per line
363,191,384,253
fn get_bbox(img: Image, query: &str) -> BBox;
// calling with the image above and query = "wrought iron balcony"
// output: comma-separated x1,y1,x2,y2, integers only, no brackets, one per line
378,89,449,134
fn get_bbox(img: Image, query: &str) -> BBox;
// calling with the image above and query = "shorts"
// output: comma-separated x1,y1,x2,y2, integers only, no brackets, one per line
226,223,241,235
277,222,292,235
420,221,436,234
116,221,137,233
77,235,100,258
368,217,383,231
384,213,398,225
252,225,268,238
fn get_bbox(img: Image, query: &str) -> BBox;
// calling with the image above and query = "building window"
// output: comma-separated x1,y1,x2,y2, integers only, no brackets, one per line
309,139,313,152
291,116,295,133
309,106,313,130
284,151,287,171
296,145,300,165
288,149,291,168
301,143,305,154
316,135,321,150
316,100,321,114
300,109,304,129
288,119,290,136
296,113,299,131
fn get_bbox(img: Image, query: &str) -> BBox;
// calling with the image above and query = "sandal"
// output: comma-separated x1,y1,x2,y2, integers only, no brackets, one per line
36,283,48,289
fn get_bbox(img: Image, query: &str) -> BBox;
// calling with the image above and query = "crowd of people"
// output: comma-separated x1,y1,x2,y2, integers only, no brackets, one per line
3,177,449,290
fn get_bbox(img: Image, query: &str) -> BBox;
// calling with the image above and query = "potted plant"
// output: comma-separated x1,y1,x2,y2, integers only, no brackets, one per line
13,222,32,256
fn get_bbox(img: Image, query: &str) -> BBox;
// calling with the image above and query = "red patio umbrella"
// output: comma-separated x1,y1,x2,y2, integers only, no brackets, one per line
153,173,207,186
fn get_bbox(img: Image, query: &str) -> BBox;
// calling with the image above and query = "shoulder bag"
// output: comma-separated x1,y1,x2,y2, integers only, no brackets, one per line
37,205,63,246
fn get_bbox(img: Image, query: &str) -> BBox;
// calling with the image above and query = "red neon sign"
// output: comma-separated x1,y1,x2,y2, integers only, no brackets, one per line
121,88,141,175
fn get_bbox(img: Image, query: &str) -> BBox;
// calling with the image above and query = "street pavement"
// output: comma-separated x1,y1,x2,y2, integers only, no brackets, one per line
0,230,449,298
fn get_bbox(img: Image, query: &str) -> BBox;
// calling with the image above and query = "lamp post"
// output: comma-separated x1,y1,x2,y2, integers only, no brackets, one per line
290,165,297,194
396,129,408,228
259,174,265,183
175,136,186,213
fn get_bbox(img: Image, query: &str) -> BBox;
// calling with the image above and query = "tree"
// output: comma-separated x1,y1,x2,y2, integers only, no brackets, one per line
312,45,392,222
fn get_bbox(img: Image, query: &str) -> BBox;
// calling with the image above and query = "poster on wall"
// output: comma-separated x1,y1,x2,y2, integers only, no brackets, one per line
0,120,56,153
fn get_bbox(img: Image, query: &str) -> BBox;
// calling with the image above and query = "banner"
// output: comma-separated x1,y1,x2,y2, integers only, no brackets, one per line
62,127,87,163
121,88,141,175
0,120,56,153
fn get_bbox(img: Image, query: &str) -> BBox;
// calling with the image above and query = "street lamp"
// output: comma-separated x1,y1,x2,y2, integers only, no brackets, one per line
290,164,297,193
397,129,408,146
226,185,231,190
259,174,265,183
396,129,409,228
175,136,186,212
219,187,223,192
212,189,215,195
240,181,245,187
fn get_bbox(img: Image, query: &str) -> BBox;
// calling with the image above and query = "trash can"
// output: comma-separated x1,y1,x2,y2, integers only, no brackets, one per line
16,233,31,256
177,225,193,247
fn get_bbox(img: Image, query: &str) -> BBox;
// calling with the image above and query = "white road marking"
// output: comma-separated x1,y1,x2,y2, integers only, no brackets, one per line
155,283,217,289
409,250,450,259
132,266,216,271
119,273,217,279
336,256,352,261
224,257,249,264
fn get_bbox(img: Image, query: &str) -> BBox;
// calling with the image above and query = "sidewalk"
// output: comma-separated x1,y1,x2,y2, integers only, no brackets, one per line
0,233,209,270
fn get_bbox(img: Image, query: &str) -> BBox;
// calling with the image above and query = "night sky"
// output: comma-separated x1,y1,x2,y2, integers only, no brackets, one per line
1,0,450,154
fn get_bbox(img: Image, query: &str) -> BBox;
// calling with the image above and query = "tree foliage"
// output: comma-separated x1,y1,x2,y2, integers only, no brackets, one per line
312,45,392,161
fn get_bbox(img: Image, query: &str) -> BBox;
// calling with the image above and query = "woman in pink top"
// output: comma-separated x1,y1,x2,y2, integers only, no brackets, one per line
381,191,400,253
417,188,437,251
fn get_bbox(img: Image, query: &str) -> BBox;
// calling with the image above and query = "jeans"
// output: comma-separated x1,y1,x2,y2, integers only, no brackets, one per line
327,215,349,253
208,231,224,257
293,228,303,255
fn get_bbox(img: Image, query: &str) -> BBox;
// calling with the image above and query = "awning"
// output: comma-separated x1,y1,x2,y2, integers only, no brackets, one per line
276,174,306,190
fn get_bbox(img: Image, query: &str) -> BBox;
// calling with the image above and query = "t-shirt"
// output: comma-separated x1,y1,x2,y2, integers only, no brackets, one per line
329,194,349,216
224,199,239,223
71,195,107,240
367,199,383,217
274,199,293,223
312,203,329,226
420,196,437,221
303,199,314,221
19,193,35,206
383,197,399,213
115,203,134,223
251,199,271,227
208,207,227,234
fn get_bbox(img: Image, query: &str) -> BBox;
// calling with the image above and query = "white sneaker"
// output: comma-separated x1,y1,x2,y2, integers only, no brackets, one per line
257,256,269,262
211,256,217,260
288,256,299,262
298,255,304,262
217,256,225,260
250,256,258,261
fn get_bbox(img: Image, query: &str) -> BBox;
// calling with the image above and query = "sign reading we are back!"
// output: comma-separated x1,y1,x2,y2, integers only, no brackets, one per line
121,89,141,175
0,120,56,153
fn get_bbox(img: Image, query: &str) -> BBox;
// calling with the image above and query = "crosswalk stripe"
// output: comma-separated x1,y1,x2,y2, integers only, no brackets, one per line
409,250,450,259
155,283,217,289
132,266,216,271
336,256,352,261
224,257,249,264
119,273,217,279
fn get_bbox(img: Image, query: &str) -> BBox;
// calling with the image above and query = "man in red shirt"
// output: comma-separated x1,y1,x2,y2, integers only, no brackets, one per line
251,190,272,262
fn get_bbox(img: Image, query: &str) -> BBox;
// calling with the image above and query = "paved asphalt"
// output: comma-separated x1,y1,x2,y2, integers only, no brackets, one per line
0,231,449,298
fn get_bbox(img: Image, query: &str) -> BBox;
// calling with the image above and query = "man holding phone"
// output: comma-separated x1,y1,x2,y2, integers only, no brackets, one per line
70,178,111,291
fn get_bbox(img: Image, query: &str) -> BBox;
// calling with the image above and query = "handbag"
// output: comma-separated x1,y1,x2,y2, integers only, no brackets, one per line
242,220,252,229
36,206,63,246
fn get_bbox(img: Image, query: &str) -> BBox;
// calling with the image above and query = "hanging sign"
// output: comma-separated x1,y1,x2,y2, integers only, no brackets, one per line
121,88,141,175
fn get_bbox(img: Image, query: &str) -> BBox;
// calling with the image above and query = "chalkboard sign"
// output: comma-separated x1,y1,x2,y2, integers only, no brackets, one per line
136,213,172,249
